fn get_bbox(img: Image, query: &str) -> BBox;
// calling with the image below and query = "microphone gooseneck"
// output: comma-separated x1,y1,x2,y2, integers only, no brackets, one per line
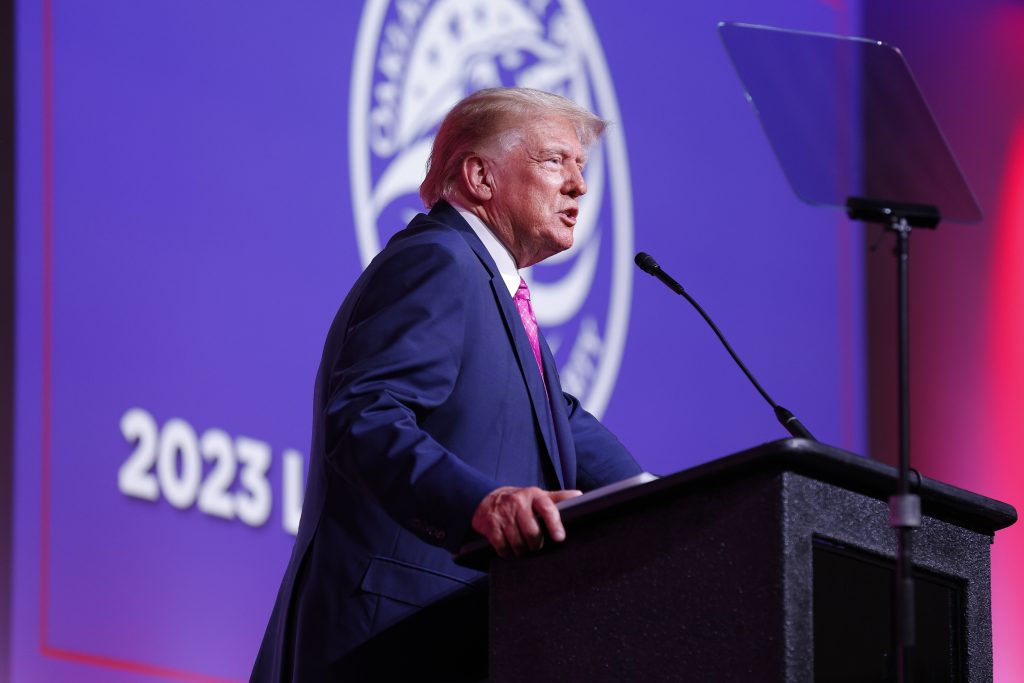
633,251,816,441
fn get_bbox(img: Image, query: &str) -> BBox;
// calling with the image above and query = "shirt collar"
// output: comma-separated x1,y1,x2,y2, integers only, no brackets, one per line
453,205,521,297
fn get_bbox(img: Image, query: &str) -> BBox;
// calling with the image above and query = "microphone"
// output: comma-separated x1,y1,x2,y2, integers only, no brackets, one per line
634,251,816,441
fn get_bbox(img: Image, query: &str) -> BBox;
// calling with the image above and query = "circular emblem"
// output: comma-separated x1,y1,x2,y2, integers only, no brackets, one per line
350,0,634,418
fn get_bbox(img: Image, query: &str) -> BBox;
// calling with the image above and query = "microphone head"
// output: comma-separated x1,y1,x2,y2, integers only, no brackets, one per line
634,252,660,275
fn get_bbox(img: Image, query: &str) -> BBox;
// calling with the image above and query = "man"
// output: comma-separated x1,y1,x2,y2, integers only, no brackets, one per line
251,87,642,681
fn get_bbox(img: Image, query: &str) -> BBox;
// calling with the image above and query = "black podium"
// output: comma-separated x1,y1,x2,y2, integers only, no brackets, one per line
457,439,1016,682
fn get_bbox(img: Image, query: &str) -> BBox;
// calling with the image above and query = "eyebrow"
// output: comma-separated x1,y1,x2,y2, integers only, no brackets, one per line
536,147,588,165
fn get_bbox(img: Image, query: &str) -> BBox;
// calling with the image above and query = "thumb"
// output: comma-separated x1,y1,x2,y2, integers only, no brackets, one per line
549,489,583,503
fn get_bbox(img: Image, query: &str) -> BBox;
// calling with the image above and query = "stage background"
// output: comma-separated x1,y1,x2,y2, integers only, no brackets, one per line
863,0,1024,678
0,0,1018,681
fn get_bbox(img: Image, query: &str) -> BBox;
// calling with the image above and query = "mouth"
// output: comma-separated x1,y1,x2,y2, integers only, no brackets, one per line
559,207,578,226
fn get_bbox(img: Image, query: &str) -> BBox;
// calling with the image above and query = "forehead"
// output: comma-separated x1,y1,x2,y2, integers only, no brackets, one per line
516,116,584,154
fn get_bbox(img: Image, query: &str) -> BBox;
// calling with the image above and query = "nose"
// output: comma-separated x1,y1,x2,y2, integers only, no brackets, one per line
565,164,587,199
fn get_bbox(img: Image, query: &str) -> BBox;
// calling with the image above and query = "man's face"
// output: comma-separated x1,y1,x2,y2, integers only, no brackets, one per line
483,116,588,268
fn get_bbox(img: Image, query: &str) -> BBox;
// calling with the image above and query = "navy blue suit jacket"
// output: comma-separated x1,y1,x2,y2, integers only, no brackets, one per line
251,201,641,681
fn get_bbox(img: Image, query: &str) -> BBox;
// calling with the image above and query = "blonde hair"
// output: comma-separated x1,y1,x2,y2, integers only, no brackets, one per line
419,88,606,208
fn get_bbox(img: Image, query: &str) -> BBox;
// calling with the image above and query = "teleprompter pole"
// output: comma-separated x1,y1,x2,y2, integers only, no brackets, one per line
847,199,937,683
891,217,920,683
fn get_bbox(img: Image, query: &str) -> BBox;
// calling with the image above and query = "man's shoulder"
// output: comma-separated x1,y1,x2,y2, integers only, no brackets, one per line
396,212,468,249
379,206,481,268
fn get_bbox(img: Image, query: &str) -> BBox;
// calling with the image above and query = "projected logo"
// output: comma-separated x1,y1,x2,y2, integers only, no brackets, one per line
350,0,633,417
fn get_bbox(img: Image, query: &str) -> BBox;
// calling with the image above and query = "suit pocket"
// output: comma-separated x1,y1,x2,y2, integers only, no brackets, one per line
359,556,476,608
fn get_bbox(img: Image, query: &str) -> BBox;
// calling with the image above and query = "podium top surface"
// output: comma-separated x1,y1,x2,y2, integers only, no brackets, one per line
455,439,1017,569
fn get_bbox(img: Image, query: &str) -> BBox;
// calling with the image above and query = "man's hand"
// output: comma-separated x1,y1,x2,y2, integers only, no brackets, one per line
471,486,583,558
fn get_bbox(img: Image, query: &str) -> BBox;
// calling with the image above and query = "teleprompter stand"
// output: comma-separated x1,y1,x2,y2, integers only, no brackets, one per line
719,22,984,682
847,197,937,681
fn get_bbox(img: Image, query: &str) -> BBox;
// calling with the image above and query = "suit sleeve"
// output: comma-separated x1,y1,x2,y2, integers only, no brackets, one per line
563,392,643,491
324,242,499,553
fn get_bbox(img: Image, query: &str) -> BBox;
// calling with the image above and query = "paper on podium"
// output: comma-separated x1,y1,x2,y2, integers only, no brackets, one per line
557,472,660,512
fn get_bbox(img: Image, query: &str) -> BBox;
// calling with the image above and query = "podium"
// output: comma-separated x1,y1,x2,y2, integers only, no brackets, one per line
457,439,1016,682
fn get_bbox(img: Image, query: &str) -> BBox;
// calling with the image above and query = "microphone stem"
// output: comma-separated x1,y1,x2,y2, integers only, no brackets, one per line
636,252,816,442
676,288,776,409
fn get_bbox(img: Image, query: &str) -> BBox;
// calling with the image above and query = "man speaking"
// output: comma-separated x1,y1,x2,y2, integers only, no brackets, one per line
251,87,642,681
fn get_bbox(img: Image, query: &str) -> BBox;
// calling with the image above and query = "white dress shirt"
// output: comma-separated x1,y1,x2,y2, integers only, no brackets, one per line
453,205,521,297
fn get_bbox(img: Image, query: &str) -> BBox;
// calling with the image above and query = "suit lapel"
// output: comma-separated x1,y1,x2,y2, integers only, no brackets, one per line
429,202,565,489
538,332,576,490
488,277,564,487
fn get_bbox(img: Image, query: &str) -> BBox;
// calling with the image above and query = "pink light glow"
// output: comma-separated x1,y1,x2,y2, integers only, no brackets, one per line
984,120,1024,681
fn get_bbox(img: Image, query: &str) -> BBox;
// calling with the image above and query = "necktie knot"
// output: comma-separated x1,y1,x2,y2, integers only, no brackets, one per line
515,277,531,301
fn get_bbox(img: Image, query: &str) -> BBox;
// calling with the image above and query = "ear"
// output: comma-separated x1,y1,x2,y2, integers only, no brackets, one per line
459,154,494,203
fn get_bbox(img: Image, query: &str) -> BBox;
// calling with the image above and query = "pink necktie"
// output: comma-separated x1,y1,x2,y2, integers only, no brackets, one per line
514,277,547,394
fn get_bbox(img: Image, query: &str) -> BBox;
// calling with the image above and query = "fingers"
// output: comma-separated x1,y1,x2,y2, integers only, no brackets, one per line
471,486,580,557
516,501,544,552
538,490,581,541
531,494,565,543
496,487,542,557
472,486,515,557
501,517,528,558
